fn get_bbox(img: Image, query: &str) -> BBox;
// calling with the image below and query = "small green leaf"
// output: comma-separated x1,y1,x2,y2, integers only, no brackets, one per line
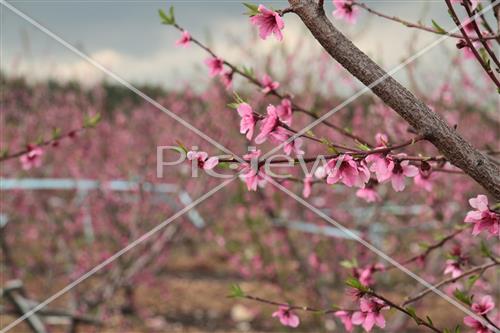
453,289,472,306
227,102,240,109
340,259,358,269
51,127,62,140
232,92,246,104
345,277,368,292
479,48,490,68
405,306,417,320
466,275,480,289
0,148,9,159
356,143,371,151
479,241,493,258
431,20,447,34
241,66,254,78
454,325,461,333
84,113,102,128
159,6,175,25
228,284,245,298
175,140,188,154
418,242,430,250
243,3,260,16
426,315,434,326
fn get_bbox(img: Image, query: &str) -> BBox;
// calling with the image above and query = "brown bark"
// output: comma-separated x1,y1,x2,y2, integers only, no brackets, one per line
288,0,500,199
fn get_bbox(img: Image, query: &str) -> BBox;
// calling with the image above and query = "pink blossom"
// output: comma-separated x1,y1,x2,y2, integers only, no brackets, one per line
375,133,388,146
444,247,468,278
20,145,43,170
236,103,258,140
414,172,435,192
303,174,313,198
356,187,381,203
365,153,394,183
334,311,354,332
463,316,492,333
268,127,304,156
276,98,292,126
463,18,476,33
221,70,233,89
255,104,280,144
261,74,280,94
351,297,388,332
272,306,300,328
472,295,495,315
444,259,463,278
240,150,266,191
175,30,191,47
387,157,419,192
332,0,360,24
464,195,500,237
186,151,218,170
326,155,370,188
355,264,385,287
204,57,224,77
250,5,285,41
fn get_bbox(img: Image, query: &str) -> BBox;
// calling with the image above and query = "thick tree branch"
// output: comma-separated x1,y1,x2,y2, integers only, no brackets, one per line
288,0,500,199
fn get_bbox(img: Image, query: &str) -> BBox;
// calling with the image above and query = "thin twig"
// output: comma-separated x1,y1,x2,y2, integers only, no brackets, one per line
445,0,500,89
354,1,500,41
403,261,500,306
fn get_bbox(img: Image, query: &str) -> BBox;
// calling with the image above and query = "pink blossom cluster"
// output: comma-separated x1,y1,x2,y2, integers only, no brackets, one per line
464,295,496,333
335,296,388,332
464,195,499,237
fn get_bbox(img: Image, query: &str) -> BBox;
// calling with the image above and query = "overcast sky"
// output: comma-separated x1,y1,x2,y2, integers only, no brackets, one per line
0,1,492,89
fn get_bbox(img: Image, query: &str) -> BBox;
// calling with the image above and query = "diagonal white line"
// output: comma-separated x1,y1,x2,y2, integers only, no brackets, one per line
0,0,245,164
0,177,237,333
261,0,500,160
267,177,500,332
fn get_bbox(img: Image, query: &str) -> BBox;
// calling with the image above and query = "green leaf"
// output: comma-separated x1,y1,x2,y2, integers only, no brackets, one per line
241,66,254,78
340,259,358,269
84,113,102,128
243,3,260,16
232,91,246,104
175,140,188,154
454,325,461,333
320,138,339,154
227,102,240,109
466,275,480,289
159,6,175,25
345,277,368,292
0,148,9,159
426,315,434,326
51,127,62,140
453,289,472,306
431,20,447,34
406,306,418,320
479,241,493,258
479,48,490,68
228,284,245,298
356,143,371,151
418,242,430,250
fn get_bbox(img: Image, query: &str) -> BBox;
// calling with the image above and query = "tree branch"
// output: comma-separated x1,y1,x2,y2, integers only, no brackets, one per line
288,0,500,199
403,261,499,306
354,1,500,41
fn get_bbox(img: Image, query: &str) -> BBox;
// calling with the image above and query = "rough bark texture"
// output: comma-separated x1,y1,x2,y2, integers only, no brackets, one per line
289,0,500,199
